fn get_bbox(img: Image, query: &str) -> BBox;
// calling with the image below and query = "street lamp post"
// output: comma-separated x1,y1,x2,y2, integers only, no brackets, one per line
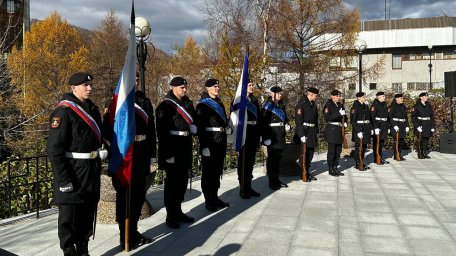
135,17,151,93
428,45,433,90
355,40,367,92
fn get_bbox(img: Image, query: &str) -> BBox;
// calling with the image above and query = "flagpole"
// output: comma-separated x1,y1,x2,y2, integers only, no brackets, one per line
125,184,131,252
240,146,246,195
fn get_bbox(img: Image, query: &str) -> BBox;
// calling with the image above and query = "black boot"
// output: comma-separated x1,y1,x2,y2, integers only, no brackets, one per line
249,188,261,197
76,242,89,256
63,245,76,256
214,191,230,209
204,192,218,212
328,167,339,177
334,164,344,176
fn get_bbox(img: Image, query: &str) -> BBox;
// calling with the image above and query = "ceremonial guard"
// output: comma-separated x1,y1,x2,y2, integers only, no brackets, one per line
323,90,347,177
260,86,290,190
350,92,372,171
411,92,435,159
388,94,409,161
370,92,389,164
196,79,230,212
156,77,197,228
103,73,155,249
47,73,106,256
294,87,319,182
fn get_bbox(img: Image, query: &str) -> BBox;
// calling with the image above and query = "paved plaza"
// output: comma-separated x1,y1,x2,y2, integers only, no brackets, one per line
2,150,456,255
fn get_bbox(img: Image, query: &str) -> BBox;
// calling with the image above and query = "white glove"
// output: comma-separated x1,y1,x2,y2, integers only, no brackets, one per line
98,149,108,160
166,157,175,163
374,128,380,135
417,126,423,133
225,126,232,135
202,148,210,157
406,127,410,132
431,128,435,132
300,136,307,143
339,109,346,116
285,124,291,131
371,130,374,135
357,132,363,139
388,129,390,134
393,126,399,132
150,158,156,164
190,125,197,135
344,122,347,128
59,182,73,193
263,139,271,146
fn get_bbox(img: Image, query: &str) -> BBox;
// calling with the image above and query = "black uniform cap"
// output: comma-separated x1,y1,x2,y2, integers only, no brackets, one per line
394,93,403,98
270,86,282,93
248,79,254,84
205,78,219,87
419,92,428,97
170,76,187,86
376,91,385,96
330,89,341,96
68,72,93,85
356,92,366,97
307,87,319,94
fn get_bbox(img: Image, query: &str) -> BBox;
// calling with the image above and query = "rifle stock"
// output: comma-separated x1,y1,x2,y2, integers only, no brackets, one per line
417,132,423,159
358,137,363,171
395,131,400,161
301,143,307,182
342,116,348,149
375,133,381,164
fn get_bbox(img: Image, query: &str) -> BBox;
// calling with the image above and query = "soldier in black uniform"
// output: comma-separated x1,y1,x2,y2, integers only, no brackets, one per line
196,78,230,212
388,93,410,161
103,73,155,249
47,72,106,256
323,89,347,177
156,77,197,228
237,80,261,199
260,86,290,190
411,92,435,159
294,87,319,182
350,92,373,171
370,91,390,165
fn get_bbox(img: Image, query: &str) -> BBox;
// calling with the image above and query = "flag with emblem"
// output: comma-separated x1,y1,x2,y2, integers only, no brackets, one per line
107,2,136,186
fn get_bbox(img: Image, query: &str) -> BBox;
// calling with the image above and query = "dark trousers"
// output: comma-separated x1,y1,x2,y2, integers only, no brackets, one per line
201,146,225,202
373,137,385,162
327,143,342,168
57,198,97,250
298,145,315,179
393,138,406,159
417,136,430,158
266,147,283,186
237,144,257,193
354,142,367,169
164,162,189,219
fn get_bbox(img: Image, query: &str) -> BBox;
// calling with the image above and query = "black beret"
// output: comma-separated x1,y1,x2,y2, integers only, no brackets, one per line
356,92,366,97
68,72,93,85
376,91,385,96
170,76,187,86
205,78,219,87
248,79,254,84
394,93,403,98
270,86,282,93
307,87,319,94
330,90,341,96
419,92,428,97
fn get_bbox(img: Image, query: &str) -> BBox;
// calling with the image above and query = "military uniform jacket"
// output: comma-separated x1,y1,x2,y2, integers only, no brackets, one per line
245,93,261,149
260,97,288,150
388,101,409,139
47,93,102,204
350,100,372,144
323,99,347,144
370,99,389,140
196,92,228,151
156,91,196,170
294,95,319,148
411,100,435,137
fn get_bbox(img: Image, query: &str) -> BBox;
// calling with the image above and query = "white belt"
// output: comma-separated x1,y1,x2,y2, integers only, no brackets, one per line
375,117,387,121
205,127,225,132
303,122,315,127
170,130,189,136
356,120,370,124
65,151,98,159
392,118,405,122
135,135,146,141
328,122,342,126
269,122,284,127
247,121,257,125
418,117,431,120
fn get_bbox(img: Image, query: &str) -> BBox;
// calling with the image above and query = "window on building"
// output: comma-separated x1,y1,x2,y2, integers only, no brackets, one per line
416,82,428,90
392,83,402,93
402,53,410,60
392,54,402,69
407,83,415,90
369,83,377,90
7,0,15,13
444,52,456,59
348,83,356,91
435,52,443,59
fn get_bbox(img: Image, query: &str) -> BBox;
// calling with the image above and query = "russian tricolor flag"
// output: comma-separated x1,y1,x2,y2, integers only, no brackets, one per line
228,52,249,151
107,3,137,186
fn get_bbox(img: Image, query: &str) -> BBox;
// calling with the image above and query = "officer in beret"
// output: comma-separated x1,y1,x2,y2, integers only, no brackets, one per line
260,86,290,190
237,79,262,199
388,94,410,161
103,72,155,249
294,87,320,182
196,78,230,212
370,91,390,165
47,72,106,256
156,76,197,228
323,89,347,176
350,92,372,171
411,92,435,159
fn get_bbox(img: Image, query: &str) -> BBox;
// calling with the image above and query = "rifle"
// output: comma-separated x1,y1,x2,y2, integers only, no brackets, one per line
395,131,401,161
375,133,381,165
417,131,424,159
358,136,364,171
301,143,307,182
92,204,98,240
342,115,348,149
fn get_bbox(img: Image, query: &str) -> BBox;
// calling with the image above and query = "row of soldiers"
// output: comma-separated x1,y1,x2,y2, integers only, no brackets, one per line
46,72,435,255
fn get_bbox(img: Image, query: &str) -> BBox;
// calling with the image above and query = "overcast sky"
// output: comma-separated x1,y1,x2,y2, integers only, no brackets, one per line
30,0,456,52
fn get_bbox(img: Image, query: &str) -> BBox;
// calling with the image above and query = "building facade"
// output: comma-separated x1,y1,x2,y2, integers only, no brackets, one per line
0,0,30,54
